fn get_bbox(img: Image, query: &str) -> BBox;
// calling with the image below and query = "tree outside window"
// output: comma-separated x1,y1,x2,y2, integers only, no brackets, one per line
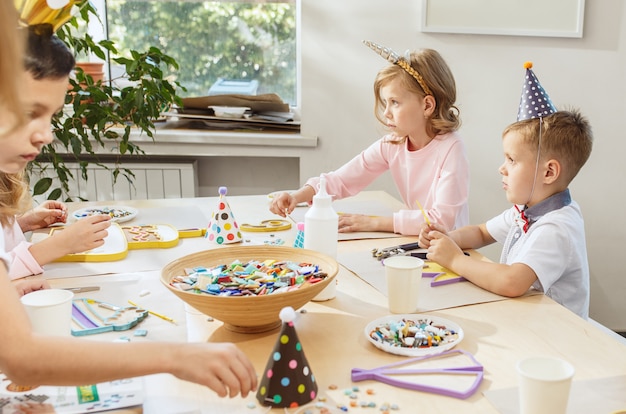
106,0,297,105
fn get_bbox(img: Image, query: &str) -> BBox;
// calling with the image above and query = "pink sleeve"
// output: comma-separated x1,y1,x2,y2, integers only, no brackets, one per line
7,241,45,280
305,138,391,200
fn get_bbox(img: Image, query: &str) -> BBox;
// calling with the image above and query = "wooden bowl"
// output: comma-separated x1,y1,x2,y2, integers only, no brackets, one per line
161,246,338,333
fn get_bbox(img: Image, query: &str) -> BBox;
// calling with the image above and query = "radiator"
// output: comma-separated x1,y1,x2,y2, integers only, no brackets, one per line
30,162,197,201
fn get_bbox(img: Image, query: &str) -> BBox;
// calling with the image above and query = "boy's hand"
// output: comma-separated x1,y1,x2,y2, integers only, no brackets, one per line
418,222,447,248
18,200,68,232
426,230,464,268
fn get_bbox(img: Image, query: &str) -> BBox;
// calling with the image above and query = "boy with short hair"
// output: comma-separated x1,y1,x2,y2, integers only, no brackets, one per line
419,63,593,319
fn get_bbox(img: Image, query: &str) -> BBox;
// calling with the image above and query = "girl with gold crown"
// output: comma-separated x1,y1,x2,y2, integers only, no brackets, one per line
0,1,257,399
270,41,469,236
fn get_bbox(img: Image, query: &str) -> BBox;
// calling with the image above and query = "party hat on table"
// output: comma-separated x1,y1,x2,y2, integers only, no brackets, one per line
517,62,557,121
206,186,242,244
256,307,318,408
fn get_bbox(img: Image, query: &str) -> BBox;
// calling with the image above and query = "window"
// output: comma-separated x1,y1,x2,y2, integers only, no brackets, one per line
94,0,297,106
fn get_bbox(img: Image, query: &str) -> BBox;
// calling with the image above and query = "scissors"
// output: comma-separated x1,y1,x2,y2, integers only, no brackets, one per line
351,349,483,399
240,219,291,232
372,241,422,260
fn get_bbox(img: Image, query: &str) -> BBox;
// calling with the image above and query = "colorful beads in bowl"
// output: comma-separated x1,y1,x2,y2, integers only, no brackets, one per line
168,259,328,297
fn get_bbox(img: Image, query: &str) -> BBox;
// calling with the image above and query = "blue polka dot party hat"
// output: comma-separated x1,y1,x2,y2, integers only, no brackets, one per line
256,306,318,408
206,186,242,244
517,62,557,121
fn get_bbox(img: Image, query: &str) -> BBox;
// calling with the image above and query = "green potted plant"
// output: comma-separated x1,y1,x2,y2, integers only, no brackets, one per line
29,0,184,201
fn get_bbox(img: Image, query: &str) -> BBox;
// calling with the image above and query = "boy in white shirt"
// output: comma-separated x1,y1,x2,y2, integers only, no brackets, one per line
419,63,593,319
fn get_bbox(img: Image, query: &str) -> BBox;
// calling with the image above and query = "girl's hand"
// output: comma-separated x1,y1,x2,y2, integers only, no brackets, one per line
52,215,111,255
18,200,68,232
269,192,296,217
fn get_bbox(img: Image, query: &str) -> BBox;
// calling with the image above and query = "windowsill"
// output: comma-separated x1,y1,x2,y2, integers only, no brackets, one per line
138,124,317,148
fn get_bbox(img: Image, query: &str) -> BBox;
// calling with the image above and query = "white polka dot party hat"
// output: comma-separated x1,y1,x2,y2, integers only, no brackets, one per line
206,186,242,244
517,62,557,121
256,307,318,408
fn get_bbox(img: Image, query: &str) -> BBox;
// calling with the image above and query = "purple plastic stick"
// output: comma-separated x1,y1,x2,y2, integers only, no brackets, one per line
351,349,483,399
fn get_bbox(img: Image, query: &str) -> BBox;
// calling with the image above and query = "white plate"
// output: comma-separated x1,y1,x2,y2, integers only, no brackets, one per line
364,314,464,357
72,206,138,223
267,190,308,207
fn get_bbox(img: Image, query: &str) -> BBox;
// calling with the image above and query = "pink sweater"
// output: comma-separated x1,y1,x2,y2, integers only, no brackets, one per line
3,220,44,279
306,132,469,235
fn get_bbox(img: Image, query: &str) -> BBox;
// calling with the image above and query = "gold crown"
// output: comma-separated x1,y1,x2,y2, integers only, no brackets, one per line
14,0,86,32
363,40,432,96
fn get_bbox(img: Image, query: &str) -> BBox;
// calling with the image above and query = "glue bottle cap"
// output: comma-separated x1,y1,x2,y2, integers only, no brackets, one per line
313,176,332,207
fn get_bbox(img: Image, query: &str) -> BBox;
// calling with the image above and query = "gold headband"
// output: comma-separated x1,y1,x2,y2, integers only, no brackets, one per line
363,40,432,96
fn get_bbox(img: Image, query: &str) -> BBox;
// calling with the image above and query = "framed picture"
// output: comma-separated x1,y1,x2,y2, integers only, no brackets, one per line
420,0,585,38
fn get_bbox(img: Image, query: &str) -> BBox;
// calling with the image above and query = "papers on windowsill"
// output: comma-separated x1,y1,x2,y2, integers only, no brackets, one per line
164,93,300,132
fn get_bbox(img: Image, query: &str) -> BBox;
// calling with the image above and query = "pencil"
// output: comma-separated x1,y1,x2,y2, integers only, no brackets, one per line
415,200,431,226
128,300,177,325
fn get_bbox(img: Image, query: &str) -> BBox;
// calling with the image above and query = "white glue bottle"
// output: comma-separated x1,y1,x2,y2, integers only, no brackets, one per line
304,176,338,301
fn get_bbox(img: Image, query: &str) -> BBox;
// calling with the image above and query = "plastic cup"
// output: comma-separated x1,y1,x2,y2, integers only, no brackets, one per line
517,356,575,414
20,289,74,336
384,255,424,313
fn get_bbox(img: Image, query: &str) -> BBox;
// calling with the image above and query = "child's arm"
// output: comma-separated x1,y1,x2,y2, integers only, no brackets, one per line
12,277,50,296
419,222,492,249
338,214,394,233
17,201,67,233
0,264,257,396
426,226,537,297
27,215,111,266
269,185,316,217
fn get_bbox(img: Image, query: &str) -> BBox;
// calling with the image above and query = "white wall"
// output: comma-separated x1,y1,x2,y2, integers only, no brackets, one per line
300,0,626,330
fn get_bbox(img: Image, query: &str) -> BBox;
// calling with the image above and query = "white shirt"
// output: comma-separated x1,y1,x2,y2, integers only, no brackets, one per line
486,191,590,319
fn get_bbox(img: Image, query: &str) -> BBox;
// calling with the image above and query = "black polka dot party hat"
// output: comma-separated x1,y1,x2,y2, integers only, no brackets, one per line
517,62,557,121
206,186,242,244
256,306,318,408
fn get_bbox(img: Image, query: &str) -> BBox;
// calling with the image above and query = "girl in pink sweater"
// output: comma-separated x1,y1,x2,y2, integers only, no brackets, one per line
270,43,469,236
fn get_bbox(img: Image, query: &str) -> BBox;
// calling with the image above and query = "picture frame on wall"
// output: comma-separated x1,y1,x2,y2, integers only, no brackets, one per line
420,0,585,38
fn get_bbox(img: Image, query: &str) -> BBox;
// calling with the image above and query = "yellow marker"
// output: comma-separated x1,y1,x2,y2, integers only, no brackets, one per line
415,200,431,226
128,300,177,325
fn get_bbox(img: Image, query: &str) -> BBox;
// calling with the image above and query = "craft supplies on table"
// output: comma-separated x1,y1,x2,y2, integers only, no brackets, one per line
351,349,483,399
0,372,144,413
71,298,148,336
240,219,291,232
72,206,138,223
364,314,464,356
52,223,180,262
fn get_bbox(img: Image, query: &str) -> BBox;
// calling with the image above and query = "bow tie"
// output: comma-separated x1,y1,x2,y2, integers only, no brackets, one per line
514,205,530,233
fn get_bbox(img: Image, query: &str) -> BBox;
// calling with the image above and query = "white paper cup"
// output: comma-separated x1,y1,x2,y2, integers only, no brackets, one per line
517,356,575,414
20,289,74,336
384,255,424,313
